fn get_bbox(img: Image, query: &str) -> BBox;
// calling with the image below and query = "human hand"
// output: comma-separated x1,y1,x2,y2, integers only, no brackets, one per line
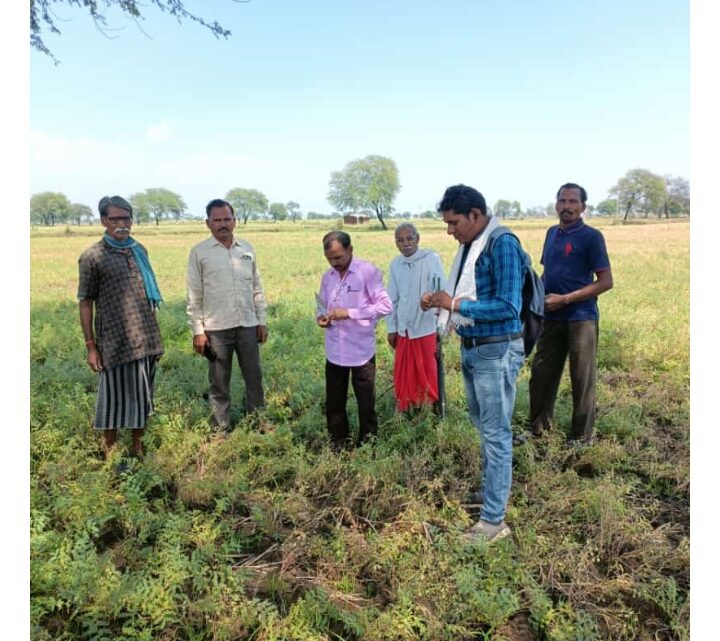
328,308,350,321
257,325,269,344
193,333,208,355
429,291,452,311
86,346,104,372
317,315,330,328
420,292,433,311
544,293,569,312
387,332,398,349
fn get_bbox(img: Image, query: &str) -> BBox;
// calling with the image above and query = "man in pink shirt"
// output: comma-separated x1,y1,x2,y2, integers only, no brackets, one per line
317,231,393,449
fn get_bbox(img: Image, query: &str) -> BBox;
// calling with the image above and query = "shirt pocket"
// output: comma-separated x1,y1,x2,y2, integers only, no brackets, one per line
474,253,494,297
344,285,364,309
232,254,254,283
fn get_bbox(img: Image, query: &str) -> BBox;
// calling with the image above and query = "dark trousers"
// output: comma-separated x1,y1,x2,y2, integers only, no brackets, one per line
325,357,377,447
206,326,265,428
528,320,598,441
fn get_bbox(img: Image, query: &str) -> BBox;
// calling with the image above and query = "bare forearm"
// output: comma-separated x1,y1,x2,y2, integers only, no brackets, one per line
545,270,613,311
79,300,95,341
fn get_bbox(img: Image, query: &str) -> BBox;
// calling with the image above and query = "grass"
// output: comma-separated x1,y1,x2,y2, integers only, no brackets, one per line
30,217,689,640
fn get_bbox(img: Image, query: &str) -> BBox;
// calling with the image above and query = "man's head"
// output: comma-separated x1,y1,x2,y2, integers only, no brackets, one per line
99,195,133,241
555,183,587,227
206,198,236,245
437,184,490,245
323,231,353,274
394,223,420,257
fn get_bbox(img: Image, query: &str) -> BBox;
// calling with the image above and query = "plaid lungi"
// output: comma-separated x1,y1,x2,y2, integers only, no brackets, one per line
94,356,157,430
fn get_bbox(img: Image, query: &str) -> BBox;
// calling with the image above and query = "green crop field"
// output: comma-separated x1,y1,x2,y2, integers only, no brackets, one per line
30,218,689,641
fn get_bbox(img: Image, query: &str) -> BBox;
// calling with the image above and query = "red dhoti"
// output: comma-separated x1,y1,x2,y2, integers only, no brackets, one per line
394,333,439,411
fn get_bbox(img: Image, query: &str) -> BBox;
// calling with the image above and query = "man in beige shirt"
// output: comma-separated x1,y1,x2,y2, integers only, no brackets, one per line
187,198,268,429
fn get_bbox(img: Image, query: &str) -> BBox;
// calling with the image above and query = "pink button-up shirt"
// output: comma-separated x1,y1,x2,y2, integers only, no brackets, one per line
318,257,392,367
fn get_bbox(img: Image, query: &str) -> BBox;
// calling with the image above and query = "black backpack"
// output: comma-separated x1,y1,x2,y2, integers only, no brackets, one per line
484,226,544,357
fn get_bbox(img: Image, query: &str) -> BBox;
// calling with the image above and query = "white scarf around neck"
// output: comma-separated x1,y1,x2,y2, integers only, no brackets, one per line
437,215,499,334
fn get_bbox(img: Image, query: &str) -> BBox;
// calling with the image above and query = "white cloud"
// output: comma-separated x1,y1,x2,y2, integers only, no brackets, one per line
146,121,172,142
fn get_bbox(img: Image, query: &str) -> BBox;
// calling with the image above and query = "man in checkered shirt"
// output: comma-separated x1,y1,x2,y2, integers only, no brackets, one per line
78,195,164,459
422,184,526,542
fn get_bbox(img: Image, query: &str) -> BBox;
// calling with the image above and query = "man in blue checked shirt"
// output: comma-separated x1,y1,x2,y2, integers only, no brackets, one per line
421,184,525,543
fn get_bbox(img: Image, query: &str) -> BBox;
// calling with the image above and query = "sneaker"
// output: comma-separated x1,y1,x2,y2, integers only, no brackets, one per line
465,519,511,542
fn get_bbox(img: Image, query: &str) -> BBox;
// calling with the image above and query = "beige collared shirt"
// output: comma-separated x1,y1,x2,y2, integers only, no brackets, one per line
186,236,268,335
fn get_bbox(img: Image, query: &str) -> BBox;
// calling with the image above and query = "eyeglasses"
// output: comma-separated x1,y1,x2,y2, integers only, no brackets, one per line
107,216,132,224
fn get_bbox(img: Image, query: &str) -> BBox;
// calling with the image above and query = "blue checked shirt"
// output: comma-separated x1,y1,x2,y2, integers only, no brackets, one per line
456,234,524,338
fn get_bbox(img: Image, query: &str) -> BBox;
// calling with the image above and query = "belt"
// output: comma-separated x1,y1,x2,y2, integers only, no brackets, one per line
461,332,523,348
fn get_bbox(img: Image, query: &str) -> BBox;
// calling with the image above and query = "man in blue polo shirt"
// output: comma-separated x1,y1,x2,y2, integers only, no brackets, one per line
422,184,526,542
529,183,613,444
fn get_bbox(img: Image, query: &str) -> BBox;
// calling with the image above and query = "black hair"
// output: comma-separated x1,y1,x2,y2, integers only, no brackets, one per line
98,195,132,218
556,183,588,204
322,230,351,250
206,199,235,217
437,184,487,217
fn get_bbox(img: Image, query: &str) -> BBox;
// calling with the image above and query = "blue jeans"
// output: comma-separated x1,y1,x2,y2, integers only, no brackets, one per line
461,338,524,523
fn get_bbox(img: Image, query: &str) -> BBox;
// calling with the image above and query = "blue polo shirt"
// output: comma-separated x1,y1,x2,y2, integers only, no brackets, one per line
541,219,611,321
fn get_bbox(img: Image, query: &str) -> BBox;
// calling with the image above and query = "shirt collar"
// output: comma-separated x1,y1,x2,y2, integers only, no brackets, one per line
209,235,240,248
558,218,586,235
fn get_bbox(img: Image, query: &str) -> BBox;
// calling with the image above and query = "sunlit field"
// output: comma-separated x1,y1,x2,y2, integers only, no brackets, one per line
30,217,689,641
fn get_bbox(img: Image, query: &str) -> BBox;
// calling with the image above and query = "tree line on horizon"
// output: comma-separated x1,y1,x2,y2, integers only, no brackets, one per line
30,162,689,227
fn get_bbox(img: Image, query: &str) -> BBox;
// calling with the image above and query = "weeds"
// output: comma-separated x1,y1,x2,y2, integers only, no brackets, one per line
31,220,689,640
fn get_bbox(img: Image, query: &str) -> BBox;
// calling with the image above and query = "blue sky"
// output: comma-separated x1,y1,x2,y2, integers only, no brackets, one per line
30,0,689,217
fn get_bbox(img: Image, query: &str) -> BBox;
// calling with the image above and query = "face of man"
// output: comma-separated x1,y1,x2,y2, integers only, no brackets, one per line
207,205,236,245
101,204,133,241
324,240,353,274
442,208,487,245
555,187,586,227
395,228,419,257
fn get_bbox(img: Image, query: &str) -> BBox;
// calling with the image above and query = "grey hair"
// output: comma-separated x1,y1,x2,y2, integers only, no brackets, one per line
394,222,418,237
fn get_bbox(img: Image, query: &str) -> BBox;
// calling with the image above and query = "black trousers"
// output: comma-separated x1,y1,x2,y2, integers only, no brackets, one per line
206,326,265,428
528,319,598,441
325,357,377,447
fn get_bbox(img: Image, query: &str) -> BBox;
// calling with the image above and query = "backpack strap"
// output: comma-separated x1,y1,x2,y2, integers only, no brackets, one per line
484,225,512,256
484,225,529,266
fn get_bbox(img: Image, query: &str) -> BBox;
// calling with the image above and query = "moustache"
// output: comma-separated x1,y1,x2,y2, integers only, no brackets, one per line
116,228,131,233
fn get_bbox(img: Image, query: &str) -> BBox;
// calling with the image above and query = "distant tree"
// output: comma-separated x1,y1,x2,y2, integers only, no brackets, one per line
30,191,70,226
545,203,556,217
306,211,327,220
419,210,437,219
662,175,690,218
510,201,522,218
130,188,187,225
610,168,667,221
70,202,94,225
327,155,400,230
524,205,546,218
268,202,288,222
286,201,301,222
225,188,269,224
31,0,232,63
493,199,512,219
596,199,618,217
